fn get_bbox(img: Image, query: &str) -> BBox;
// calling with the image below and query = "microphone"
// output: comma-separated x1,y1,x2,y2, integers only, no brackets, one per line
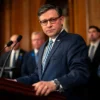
11,35,22,50
0,40,13,53
17,35,22,42
0,35,23,78
6,41,13,47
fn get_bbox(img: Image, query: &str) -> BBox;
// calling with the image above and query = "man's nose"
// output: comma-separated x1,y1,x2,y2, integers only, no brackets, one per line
47,21,52,27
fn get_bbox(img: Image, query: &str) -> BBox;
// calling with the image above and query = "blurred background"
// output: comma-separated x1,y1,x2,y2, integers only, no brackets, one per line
0,0,100,52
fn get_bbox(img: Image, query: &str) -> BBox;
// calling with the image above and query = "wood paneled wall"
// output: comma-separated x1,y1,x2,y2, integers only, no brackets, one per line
68,0,100,44
88,0,100,27
0,0,6,51
0,0,100,51
0,0,46,51
68,0,88,43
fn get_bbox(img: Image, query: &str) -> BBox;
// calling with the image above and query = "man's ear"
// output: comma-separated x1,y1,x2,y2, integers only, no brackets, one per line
60,16,65,24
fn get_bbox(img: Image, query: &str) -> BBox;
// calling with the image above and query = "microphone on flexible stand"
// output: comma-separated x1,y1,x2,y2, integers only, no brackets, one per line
12,35,22,47
0,41,13,54
0,35,23,78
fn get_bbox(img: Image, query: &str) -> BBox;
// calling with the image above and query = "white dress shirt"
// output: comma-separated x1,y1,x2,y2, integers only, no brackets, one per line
34,49,39,56
9,49,20,67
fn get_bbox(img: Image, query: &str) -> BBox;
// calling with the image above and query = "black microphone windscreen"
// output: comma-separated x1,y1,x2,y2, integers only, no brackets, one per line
6,41,13,47
17,35,22,42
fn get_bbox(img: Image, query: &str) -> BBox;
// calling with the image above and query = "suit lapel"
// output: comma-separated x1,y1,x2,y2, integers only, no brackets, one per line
41,39,61,78
6,51,12,66
41,30,67,78
93,42,100,61
15,49,24,67
7,52,10,66
38,42,48,79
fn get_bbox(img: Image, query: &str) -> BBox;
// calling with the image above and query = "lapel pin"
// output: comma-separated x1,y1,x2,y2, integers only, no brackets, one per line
57,40,60,42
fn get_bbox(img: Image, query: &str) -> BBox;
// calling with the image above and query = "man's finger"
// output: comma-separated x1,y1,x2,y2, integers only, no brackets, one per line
32,83,40,91
40,85,48,95
44,89,50,96
35,84,44,95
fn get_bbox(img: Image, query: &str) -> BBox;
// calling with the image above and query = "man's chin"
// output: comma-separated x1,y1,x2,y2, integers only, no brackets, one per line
47,33,57,38
90,39,97,42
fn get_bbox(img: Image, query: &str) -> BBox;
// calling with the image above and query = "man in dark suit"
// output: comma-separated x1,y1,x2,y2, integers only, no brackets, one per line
0,34,26,79
21,31,46,76
14,4,89,100
87,25,100,99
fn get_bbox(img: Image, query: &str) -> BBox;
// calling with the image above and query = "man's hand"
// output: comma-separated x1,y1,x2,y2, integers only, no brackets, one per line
5,78,17,82
32,81,57,96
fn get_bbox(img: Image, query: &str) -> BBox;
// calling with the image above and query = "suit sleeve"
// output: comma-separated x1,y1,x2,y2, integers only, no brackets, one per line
21,53,29,76
16,66,39,85
57,35,90,90
0,53,8,67
0,55,4,67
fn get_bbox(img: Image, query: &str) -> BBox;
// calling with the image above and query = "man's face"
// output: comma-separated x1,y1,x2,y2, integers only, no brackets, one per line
88,28,100,42
10,35,20,50
31,34,45,50
39,9,64,38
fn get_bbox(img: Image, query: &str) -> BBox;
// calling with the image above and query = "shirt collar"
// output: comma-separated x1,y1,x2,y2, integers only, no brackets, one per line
90,39,100,48
12,49,20,53
34,49,39,54
49,28,64,43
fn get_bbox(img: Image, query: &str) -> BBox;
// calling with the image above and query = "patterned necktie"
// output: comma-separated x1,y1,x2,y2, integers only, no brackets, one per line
42,40,53,72
89,45,95,61
35,52,38,65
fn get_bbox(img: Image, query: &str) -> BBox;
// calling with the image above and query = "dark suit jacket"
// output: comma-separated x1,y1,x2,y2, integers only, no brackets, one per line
88,43,100,78
88,43,100,95
21,50,37,76
17,30,89,100
0,49,26,78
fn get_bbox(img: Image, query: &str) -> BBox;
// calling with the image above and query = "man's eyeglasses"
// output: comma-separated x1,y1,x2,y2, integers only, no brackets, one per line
39,16,60,26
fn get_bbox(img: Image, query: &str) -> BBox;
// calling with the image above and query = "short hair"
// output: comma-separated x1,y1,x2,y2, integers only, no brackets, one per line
31,31,46,40
89,25,100,32
38,4,62,17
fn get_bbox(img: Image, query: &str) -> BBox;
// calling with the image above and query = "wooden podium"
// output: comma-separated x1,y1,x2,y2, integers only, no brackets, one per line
0,78,66,100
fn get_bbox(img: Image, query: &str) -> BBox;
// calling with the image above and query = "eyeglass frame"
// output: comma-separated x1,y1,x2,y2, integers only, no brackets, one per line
39,16,61,26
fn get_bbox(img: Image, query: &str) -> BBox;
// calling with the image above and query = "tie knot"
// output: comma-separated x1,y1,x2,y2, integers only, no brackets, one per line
91,45,95,48
48,40,53,45
91,45,95,50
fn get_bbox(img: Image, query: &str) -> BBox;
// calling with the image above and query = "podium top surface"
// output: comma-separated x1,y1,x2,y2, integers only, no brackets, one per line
0,78,66,100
